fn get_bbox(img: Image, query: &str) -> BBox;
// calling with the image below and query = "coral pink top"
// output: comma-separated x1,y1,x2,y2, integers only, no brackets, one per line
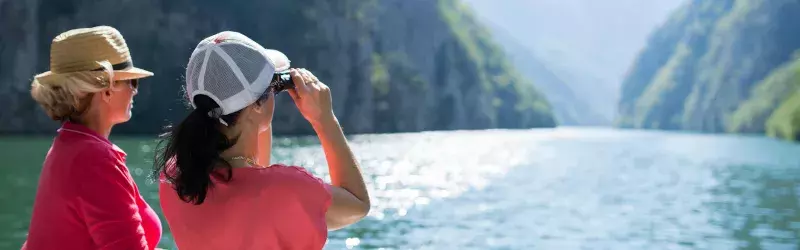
23,121,162,250
159,164,332,250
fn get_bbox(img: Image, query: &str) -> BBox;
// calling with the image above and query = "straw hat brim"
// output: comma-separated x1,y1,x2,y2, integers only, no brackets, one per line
34,66,154,83
111,67,154,81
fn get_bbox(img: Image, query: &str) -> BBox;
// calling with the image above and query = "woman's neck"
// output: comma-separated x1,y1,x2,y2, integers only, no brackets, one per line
70,115,113,138
257,125,272,166
221,126,271,166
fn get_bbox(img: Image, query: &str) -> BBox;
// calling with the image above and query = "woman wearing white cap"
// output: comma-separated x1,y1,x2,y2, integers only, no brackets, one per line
23,26,162,249
153,31,371,249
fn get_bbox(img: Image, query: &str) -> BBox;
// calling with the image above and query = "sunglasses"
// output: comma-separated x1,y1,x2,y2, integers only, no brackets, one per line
115,79,139,89
269,71,294,94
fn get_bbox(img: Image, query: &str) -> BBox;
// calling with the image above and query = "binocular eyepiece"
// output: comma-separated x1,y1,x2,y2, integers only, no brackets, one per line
270,71,294,94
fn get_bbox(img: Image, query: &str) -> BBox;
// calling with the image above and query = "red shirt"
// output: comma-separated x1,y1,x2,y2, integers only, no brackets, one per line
159,164,332,250
22,121,162,250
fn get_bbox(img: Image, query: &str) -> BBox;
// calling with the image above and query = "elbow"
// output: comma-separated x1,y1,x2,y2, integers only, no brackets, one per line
353,192,371,219
355,201,371,219
331,203,370,230
343,200,371,225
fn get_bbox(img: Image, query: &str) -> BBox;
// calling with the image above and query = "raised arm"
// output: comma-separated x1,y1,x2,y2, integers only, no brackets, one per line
287,68,371,230
312,116,371,229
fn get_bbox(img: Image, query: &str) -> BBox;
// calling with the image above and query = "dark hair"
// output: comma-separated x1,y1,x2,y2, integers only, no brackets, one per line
153,90,272,205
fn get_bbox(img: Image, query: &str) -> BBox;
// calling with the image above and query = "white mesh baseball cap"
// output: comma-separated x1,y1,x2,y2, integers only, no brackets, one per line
185,31,290,117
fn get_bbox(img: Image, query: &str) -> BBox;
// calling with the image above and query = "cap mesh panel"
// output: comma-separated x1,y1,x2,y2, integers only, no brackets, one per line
219,43,267,85
186,53,204,95
203,51,242,101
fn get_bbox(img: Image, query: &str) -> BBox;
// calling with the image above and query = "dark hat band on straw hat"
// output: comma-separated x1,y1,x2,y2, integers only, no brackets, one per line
91,60,133,72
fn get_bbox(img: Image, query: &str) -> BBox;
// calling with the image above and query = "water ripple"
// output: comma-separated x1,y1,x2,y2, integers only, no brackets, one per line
1,128,799,250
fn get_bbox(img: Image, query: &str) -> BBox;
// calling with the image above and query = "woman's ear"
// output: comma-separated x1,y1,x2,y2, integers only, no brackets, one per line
101,89,113,103
251,102,265,114
239,105,258,125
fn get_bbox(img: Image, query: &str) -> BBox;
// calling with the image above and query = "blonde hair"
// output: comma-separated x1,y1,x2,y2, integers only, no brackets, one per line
30,61,116,121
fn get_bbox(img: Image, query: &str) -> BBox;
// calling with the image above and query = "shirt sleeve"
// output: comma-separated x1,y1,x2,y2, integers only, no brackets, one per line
317,179,333,211
75,148,149,250
284,165,333,211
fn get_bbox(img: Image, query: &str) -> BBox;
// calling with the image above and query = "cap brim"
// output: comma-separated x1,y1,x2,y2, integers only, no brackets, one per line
265,49,291,72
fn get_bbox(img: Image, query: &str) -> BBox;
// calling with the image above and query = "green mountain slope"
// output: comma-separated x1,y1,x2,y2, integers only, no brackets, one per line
0,0,554,135
617,0,800,141
729,57,800,133
766,85,800,141
763,57,800,141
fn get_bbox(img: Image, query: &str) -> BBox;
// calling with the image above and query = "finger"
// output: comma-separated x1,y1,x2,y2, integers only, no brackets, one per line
301,68,319,82
290,69,307,90
319,82,330,92
301,69,321,90
297,68,307,79
300,69,314,86
309,78,322,91
310,79,324,90
302,68,319,83
318,82,330,95
290,69,310,95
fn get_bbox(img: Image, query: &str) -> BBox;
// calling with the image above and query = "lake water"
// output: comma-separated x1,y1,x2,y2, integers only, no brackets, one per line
1,128,799,249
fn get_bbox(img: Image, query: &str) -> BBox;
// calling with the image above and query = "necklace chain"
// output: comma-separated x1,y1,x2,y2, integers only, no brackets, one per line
227,156,267,168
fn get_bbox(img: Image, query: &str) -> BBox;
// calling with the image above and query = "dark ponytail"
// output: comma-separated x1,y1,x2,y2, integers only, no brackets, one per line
153,95,242,205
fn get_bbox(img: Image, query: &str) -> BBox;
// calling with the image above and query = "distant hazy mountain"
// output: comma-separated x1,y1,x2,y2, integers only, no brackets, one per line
485,22,607,125
462,0,685,124
618,0,800,141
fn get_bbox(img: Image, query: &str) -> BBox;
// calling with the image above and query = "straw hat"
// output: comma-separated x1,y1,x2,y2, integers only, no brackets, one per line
33,26,153,85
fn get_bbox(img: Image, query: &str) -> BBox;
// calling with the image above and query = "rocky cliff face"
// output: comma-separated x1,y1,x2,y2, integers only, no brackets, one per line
617,0,800,140
0,0,555,135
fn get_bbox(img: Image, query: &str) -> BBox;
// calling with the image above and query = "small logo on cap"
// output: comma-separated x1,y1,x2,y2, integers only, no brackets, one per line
214,33,229,44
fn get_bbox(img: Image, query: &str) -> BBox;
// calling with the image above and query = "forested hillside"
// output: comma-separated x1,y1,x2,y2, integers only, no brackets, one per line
0,0,555,135
617,0,800,141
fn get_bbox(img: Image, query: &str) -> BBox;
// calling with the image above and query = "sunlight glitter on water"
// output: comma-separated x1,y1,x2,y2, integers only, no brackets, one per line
273,130,547,221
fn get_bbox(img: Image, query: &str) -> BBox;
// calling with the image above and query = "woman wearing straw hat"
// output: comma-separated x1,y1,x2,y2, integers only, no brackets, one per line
22,26,162,250
153,31,370,249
